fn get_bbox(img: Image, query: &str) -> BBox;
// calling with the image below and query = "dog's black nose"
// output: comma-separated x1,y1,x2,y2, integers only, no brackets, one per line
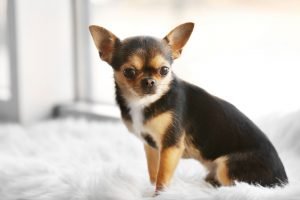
141,78,156,88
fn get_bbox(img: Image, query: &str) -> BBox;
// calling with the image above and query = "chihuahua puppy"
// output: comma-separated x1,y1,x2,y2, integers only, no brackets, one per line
89,22,288,192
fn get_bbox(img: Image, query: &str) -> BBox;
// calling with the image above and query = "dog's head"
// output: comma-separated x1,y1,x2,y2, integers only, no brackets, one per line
89,23,194,102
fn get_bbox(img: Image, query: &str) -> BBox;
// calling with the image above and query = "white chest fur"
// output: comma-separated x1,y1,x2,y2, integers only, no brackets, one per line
127,93,165,146
129,104,145,138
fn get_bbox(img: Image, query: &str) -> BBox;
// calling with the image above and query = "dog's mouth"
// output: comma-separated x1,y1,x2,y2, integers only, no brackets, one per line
142,87,157,95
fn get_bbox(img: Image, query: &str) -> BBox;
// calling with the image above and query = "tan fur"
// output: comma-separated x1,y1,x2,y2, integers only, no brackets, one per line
114,72,137,99
144,111,173,148
150,55,170,69
125,54,144,70
156,136,185,191
215,156,234,186
123,119,134,133
144,144,160,184
114,54,145,98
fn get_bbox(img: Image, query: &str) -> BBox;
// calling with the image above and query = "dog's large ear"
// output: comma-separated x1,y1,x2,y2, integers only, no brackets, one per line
163,22,194,59
89,25,120,64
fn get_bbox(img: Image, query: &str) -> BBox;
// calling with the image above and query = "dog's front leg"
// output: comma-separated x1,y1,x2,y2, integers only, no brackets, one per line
155,139,185,192
144,144,160,184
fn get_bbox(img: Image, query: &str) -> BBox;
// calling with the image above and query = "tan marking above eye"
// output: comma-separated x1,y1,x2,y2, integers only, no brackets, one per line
150,55,170,69
124,54,144,70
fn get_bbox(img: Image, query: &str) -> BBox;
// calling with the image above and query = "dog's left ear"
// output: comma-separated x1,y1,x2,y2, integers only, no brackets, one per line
163,22,194,59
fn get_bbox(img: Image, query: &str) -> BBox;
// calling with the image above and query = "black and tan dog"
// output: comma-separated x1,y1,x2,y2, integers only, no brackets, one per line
89,22,288,192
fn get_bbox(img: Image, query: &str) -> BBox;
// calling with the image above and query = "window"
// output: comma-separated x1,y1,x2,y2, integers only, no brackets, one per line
84,0,300,120
0,0,10,100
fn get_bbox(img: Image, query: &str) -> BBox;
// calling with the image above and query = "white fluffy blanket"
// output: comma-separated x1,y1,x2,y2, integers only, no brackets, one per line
0,113,300,200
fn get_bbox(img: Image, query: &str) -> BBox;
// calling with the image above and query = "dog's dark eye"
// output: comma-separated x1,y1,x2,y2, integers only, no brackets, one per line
123,68,136,79
159,66,169,76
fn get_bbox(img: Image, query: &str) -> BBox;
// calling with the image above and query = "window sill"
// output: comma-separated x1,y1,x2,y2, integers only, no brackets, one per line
54,101,121,121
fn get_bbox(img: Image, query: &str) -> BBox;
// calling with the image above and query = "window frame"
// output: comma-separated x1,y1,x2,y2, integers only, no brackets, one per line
0,0,20,122
72,0,93,102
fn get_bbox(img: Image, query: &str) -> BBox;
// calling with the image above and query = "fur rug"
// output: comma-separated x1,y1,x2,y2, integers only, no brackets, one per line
0,113,300,200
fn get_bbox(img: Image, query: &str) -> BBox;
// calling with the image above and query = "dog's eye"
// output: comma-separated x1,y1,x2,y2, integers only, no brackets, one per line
123,68,136,79
159,66,169,76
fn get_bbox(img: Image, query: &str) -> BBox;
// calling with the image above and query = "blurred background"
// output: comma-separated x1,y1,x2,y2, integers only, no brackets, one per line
0,0,300,124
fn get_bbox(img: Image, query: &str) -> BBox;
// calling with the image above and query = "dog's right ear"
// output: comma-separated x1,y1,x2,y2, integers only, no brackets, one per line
89,25,120,64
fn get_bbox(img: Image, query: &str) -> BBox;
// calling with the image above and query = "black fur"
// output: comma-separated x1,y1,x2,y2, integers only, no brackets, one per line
115,84,131,121
142,133,158,149
180,79,288,186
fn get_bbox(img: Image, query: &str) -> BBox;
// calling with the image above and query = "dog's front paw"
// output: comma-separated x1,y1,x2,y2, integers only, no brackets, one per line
154,184,166,196
153,190,160,197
